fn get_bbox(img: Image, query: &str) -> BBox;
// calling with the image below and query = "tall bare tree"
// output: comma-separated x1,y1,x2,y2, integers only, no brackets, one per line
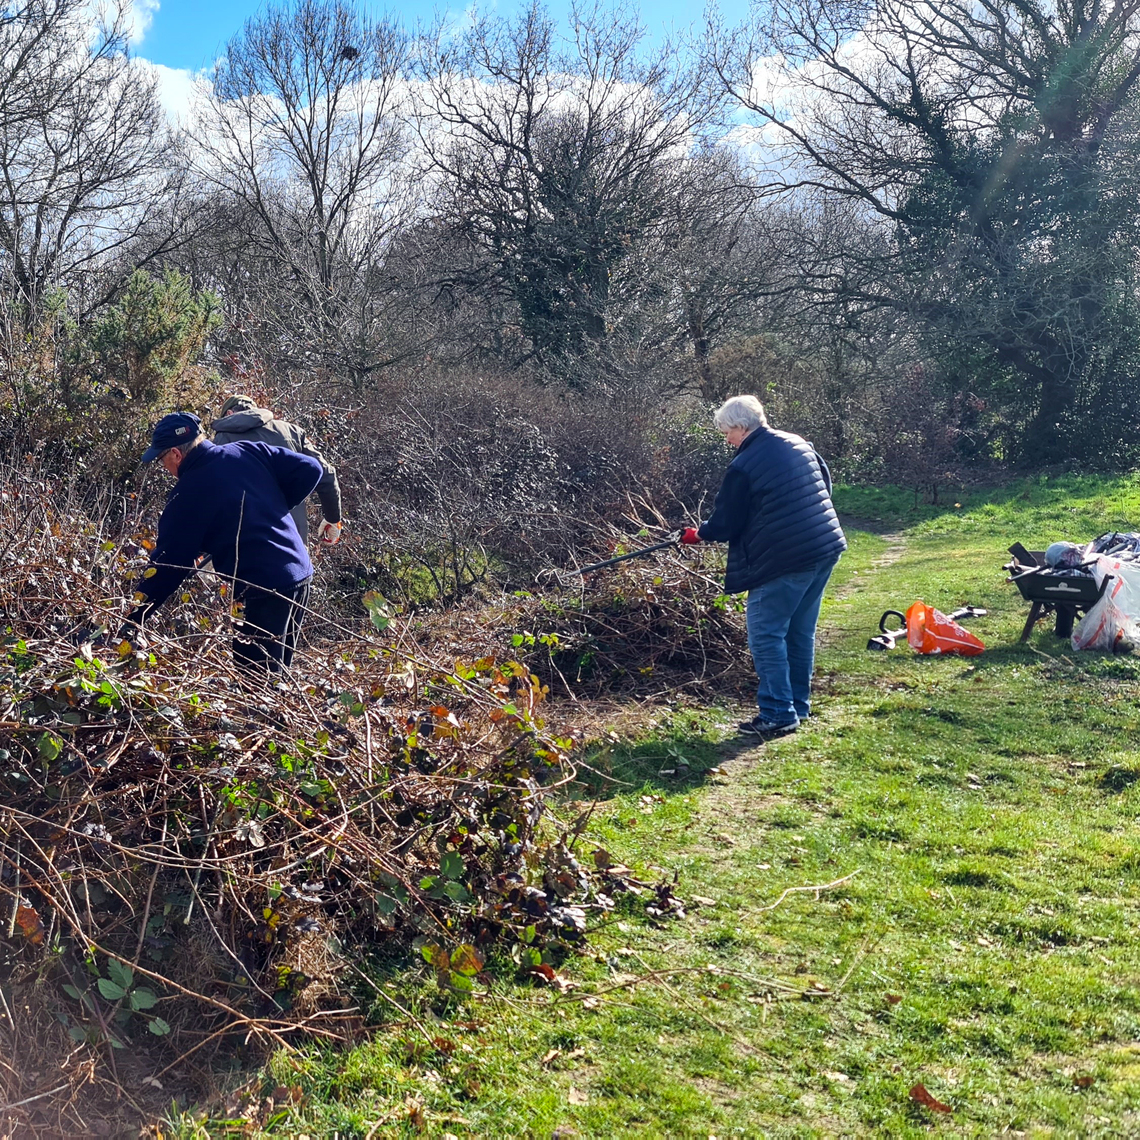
0,0,173,323
713,0,1140,460
418,2,727,383
192,0,416,389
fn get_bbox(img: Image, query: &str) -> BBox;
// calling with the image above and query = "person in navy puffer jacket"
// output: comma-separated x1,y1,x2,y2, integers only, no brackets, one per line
681,395,846,737
122,412,323,673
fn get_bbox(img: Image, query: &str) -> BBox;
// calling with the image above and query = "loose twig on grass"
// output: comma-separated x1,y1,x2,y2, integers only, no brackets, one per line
756,869,861,913
834,931,882,996
628,951,788,1067
345,963,438,1049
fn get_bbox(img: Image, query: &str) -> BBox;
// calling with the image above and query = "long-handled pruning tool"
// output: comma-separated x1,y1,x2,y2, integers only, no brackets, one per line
572,531,682,576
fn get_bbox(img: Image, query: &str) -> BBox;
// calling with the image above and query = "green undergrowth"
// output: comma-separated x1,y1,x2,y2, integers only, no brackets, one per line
171,483,1140,1138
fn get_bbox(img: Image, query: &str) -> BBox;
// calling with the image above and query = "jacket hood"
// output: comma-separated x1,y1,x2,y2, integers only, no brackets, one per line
211,408,274,432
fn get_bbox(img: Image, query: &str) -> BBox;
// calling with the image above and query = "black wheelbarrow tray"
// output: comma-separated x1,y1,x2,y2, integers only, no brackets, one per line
1004,544,1112,642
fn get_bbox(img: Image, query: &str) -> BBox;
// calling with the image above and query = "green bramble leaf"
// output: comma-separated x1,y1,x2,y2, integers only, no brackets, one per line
37,733,62,763
362,591,391,632
443,881,470,902
130,987,157,1011
106,959,133,991
97,978,126,1001
450,944,484,976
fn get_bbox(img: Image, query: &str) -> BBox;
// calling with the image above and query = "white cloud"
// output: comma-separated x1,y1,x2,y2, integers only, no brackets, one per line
123,0,160,46
137,58,203,127
441,2,483,38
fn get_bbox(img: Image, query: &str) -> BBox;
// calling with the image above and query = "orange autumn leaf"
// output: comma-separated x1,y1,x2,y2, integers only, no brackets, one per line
15,905,44,945
909,1082,952,1113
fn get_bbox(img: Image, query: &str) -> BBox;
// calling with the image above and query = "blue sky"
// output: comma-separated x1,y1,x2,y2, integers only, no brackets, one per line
132,0,755,73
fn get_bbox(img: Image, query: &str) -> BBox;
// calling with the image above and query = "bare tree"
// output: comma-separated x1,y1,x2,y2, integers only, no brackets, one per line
417,1,728,383
0,0,173,323
711,0,1140,460
192,0,417,390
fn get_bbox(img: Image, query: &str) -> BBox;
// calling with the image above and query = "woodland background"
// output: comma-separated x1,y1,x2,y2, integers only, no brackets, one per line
6,0,1140,603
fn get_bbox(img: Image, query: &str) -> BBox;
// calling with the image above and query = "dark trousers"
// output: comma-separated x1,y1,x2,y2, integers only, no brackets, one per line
234,577,311,674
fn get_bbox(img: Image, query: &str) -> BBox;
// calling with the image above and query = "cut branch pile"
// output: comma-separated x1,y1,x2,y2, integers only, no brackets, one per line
0,468,616,1132
411,538,754,702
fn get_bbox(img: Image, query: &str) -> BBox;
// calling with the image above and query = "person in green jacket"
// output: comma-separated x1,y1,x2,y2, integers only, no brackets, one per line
212,395,343,545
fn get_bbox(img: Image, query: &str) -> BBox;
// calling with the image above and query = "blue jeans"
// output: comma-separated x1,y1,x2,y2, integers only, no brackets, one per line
745,558,838,725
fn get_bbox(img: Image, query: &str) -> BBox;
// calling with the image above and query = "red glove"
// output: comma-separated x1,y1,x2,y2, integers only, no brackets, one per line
680,527,702,545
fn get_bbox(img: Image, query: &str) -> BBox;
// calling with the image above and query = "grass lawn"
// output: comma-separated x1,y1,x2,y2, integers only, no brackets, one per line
172,474,1140,1138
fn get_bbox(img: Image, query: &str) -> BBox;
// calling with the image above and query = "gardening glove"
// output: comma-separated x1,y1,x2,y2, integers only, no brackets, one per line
680,527,702,545
318,519,342,545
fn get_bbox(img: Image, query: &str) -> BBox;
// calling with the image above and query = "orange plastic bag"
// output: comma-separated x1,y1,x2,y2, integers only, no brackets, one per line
905,600,985,656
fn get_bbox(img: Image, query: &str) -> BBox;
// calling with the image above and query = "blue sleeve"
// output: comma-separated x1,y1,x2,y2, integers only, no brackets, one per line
133,487,208,618
811,446,833,495
261,445,323,510
698,468,751,543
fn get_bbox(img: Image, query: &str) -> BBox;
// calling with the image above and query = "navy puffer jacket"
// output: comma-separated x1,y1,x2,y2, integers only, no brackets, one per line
698,427,846,593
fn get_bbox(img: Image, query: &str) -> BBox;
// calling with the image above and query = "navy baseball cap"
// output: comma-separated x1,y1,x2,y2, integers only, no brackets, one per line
141,412,202,462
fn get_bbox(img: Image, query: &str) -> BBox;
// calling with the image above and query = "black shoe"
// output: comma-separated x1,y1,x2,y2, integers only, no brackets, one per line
737,716,798,738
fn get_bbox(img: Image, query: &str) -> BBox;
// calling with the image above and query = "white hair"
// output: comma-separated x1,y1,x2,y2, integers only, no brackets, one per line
712,395,768,433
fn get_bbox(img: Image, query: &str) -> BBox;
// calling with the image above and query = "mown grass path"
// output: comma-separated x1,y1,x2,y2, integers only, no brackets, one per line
184,477,1140,1138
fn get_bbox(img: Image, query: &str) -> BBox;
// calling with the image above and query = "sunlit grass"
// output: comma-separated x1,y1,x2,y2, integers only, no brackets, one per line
170,480,1140,1137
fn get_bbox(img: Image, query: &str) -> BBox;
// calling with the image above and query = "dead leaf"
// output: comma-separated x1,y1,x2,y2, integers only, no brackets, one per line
581,996,600,1010
405,1094,425,1129
976,934,994,947
567,1086,588,1106
690,895,717,907
886,994,902,1004
1074,1075,1095,1089
530,963,557,984
15,905,44,945
541,1048,562,1066
909,1082,952,1113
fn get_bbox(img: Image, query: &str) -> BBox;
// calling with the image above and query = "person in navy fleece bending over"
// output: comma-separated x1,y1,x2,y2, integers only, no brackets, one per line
124,411,323,673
